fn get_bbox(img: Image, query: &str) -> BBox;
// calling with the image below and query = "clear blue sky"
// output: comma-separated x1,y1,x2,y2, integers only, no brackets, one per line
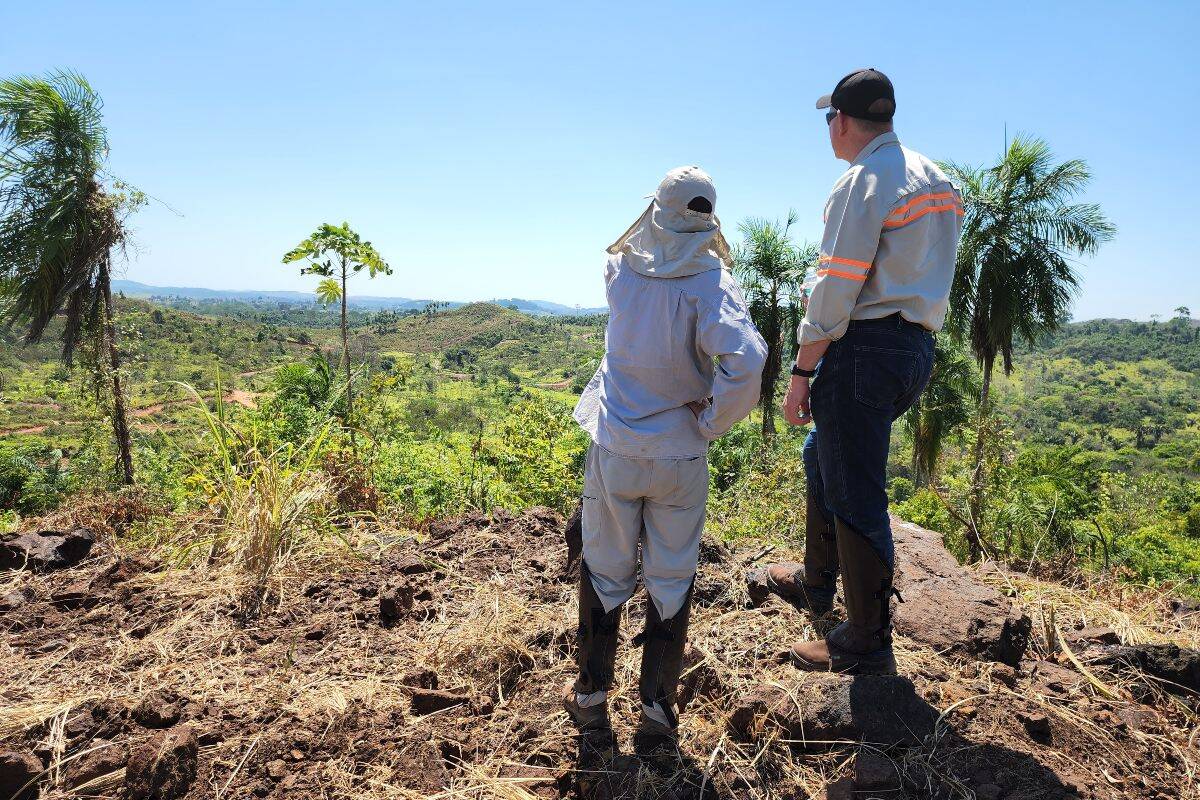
3,1,1196,319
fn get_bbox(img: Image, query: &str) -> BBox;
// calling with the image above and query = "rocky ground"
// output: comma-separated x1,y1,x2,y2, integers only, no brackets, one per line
1,509,1198,799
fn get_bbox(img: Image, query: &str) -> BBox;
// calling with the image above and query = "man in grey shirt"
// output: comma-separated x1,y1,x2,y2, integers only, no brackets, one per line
566,166,767,747
764,69,961,674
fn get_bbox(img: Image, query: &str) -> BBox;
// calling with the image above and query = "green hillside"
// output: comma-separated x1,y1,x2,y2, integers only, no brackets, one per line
2,300,1197,587
999,317,1200,475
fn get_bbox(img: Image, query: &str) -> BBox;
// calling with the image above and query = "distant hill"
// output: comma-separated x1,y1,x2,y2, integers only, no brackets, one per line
112,279,607,316
1021,316,1200,373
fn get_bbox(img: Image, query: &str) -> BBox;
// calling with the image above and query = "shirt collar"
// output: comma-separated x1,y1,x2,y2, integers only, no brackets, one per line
852,131,900,166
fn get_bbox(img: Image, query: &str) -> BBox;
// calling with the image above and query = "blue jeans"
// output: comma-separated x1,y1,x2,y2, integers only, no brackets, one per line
804,315,934,570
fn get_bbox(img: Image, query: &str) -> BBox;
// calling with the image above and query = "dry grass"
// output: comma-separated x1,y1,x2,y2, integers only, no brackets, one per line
2,512,1199,799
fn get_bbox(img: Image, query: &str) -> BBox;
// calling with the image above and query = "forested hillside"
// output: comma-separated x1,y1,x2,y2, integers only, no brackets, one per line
1004,317,1200,475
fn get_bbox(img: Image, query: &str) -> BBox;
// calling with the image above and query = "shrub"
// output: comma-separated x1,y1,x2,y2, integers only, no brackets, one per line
0,443,72,513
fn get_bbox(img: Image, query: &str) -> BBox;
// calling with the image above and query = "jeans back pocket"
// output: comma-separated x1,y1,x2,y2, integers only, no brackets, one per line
853,345,919,412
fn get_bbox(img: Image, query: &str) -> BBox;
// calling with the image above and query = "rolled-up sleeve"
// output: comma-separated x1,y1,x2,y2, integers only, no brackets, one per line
694,286,768,441
798,168,888,345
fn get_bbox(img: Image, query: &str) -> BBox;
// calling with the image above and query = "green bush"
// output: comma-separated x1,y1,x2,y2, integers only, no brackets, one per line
1118,520,1200,583
893,489,952,535
0,443,73,513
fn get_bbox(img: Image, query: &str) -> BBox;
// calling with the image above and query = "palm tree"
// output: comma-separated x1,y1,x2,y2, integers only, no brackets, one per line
283,222,390,444
903,336,979,488
733,212,817,437
942,135,1114,558
0,71,144,484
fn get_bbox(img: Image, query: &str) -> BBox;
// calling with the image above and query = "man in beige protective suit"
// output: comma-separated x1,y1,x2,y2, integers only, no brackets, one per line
566,167,767,748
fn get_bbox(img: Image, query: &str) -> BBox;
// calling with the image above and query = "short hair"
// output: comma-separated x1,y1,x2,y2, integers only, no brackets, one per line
849,115,894,137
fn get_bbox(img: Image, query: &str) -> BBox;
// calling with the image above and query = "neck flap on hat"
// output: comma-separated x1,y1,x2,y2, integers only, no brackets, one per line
605,200,731,279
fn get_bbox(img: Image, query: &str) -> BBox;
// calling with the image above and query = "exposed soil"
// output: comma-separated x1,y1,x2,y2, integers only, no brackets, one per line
1,509,1197,799
0,390,258,437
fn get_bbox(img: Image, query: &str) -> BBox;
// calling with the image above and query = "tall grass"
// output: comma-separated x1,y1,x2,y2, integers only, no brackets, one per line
171,376,344,612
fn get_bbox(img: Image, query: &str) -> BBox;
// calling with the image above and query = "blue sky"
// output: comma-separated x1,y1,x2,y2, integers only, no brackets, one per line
3,1,1196,319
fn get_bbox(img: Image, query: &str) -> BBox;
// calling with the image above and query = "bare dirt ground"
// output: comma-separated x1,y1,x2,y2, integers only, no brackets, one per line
0,391,259,437
2,508,1198,799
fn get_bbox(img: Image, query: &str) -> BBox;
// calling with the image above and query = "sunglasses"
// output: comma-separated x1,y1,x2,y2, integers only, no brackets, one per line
825,108,839,125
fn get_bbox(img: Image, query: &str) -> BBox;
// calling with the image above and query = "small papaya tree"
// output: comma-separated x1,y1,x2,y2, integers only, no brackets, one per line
283,222,390,443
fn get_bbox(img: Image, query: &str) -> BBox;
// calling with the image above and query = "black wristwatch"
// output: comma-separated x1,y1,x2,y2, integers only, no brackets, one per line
791,364,816,379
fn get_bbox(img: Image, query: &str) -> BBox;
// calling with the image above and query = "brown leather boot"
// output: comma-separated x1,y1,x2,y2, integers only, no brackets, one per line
565,561,621,730
789,519,898,675
748,493,838,614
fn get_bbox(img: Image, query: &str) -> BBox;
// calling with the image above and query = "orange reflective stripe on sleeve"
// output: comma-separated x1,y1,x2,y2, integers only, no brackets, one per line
883,202,965,228
819,254,872,270
887,190,959,220
817,268,868,282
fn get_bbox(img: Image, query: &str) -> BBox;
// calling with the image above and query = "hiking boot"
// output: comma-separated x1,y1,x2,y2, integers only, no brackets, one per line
562,684,611,731
747,494,838,614
789,519,898,675
633,709,678,757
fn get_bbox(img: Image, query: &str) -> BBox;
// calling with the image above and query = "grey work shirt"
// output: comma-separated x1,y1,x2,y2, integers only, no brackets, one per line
573,253,768,459
799,132,962,345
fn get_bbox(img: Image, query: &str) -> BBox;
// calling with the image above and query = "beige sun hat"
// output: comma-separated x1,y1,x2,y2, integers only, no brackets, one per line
606,166,731,278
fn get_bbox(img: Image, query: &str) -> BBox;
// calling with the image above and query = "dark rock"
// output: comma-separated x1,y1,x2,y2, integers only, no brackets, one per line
64,708,97,741
891,520,1032,667
0,529,95,572
853,751,900,791
510,506,561,537
125,725,198,800
409,688,472,715
1018,711,1052,743
0,749,42,800
824,777,854,800
401,669,439,690
134,691,181,729
0,588,33,613
1097,643,1200,696
727,675,937,747
991,663,1018,688
1115,704,1162,733
379,577,414,626
1066,626,1120,646
386,552,432,576
975,784,1003,800
67,739,127,788
1028,660,1082,694
51,579,100,611
1170,598,1200,628
697,538,732,565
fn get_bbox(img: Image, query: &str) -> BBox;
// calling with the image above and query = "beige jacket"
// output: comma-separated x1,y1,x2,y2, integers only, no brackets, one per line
799,132,962,345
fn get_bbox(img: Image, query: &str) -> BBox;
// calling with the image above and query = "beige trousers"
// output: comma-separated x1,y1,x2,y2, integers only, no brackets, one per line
581,445,709,620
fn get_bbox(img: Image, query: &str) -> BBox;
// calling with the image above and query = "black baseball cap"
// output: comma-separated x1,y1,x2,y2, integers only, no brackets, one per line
816,68,896,122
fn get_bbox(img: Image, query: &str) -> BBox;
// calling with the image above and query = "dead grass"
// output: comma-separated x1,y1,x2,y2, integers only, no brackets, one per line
2,511,1199,799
